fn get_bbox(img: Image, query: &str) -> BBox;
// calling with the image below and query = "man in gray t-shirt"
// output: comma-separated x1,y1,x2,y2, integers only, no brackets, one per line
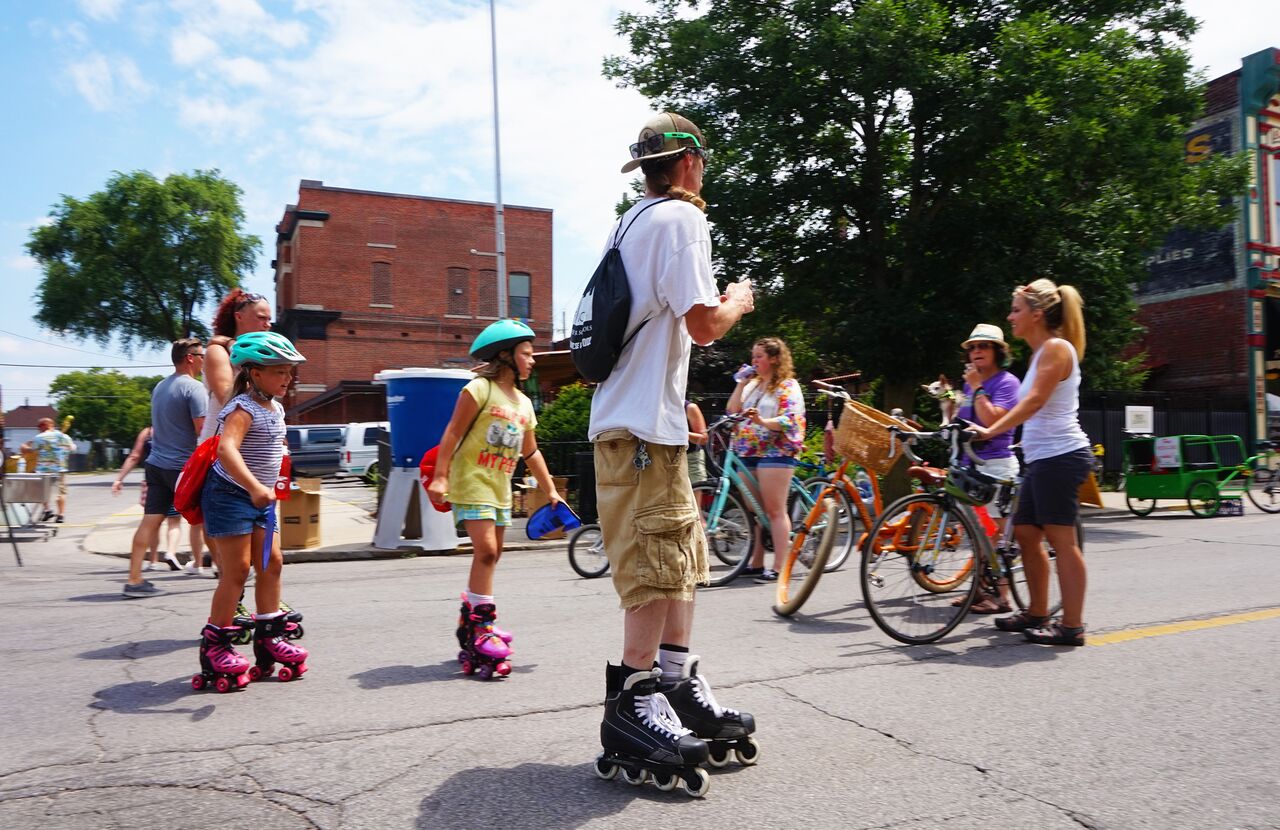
123,338,207,597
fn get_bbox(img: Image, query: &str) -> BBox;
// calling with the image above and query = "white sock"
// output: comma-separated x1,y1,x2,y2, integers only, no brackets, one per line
657,646,690,683
466,591,494,608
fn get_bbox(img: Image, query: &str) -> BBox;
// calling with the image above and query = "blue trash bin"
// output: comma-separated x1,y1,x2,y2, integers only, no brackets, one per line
374,368,474,468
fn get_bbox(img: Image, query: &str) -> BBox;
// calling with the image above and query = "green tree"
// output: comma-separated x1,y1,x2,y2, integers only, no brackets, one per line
606,0,1247,406
49,370,162,447
536,382,594,444
27,169,260,352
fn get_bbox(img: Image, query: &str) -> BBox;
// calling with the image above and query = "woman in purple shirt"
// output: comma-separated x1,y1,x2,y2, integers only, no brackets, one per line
956,324,1020,613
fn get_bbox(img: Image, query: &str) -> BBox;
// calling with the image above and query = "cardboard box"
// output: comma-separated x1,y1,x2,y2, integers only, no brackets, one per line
280,477,322,549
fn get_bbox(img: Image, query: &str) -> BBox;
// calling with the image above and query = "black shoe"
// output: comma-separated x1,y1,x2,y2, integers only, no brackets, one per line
741,567,764,577
41,510,55,522
753,569,779,583
55,514,65,523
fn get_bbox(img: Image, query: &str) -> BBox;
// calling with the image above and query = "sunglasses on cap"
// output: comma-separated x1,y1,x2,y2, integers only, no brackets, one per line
629,131,707,160
236,292,267,309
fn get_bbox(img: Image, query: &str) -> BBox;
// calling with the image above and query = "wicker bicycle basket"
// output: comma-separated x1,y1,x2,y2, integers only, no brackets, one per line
833,399,904,475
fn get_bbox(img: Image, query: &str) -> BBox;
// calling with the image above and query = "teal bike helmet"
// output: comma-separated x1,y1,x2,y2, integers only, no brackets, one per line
470,319,535,361
230,331,307,368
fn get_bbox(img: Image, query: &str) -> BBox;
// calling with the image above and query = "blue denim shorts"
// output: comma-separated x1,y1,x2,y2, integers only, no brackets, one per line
741,455,798,470
202,472,279,538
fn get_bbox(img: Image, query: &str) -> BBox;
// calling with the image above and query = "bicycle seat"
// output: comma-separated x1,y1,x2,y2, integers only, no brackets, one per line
908,466,947,486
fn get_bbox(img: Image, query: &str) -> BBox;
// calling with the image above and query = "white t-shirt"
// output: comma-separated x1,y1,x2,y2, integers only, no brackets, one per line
589,197,722,445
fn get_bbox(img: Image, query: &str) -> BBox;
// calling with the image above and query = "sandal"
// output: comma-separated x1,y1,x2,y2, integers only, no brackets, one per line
968,598,1012,615
1023,622,1086,647
994,610,1050,632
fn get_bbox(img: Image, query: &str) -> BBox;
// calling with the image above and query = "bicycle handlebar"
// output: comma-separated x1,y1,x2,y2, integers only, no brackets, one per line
888,420,985,468
812,379,853,402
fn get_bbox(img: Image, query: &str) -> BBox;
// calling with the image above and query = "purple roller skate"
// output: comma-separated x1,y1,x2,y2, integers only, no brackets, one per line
249,615,309,682
457,595,513,644
457,603,512,680
192,624,251,693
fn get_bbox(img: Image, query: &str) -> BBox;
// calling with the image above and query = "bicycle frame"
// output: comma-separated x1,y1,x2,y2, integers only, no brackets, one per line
703,444,815,541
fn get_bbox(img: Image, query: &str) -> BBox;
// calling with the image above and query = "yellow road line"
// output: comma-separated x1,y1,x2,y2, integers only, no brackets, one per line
1089,608,1280,646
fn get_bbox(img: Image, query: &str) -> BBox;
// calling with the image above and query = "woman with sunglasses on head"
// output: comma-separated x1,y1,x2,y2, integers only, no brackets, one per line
968,279,1092,646
953,324,1020,614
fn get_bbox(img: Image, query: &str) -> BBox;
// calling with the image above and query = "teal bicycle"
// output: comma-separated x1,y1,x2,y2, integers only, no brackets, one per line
695,414,837,588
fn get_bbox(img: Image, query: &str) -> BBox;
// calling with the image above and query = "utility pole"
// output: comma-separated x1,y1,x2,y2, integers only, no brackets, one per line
488,0,507,318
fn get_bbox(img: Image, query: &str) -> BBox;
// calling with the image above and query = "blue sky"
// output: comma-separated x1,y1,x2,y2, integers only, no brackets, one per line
0,0,1274,411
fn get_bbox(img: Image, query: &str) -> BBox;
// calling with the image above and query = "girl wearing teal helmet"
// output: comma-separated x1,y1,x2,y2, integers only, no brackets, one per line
427,320,562,680
195,331,310,691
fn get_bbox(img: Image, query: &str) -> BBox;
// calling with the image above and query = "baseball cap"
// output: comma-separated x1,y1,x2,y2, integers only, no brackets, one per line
620,112,705,174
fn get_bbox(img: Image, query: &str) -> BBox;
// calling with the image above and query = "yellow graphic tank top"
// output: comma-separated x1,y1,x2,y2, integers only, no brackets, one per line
447,378,537,509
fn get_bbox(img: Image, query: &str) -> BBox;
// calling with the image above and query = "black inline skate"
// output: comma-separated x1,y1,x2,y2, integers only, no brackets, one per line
661,655,759,768
595,665,710,797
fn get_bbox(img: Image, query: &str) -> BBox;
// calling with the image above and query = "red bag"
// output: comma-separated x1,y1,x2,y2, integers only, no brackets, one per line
173,436,220,525
419,446,453,513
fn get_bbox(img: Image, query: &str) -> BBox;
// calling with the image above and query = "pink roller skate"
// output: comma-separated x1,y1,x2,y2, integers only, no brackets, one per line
457,595,513,644
192,624,251,693
457,603,512,680
249,615,309,682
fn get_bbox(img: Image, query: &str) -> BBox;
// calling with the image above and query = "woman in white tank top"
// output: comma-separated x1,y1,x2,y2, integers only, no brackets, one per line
969,279,1093,646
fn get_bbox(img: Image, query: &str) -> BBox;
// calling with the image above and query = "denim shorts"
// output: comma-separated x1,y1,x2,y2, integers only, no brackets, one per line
741,455,798,469
1013,447,1093,528
452,503,512,527
202,472,278,538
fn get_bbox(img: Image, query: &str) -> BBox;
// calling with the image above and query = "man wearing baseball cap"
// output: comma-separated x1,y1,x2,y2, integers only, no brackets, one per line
590,112,756,793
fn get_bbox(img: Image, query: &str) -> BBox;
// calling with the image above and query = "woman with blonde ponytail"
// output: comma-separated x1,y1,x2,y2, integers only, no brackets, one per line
970,278,1093,646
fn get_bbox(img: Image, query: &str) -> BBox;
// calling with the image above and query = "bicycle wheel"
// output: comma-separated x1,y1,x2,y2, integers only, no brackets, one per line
798,478,857,572
1246,458,1280,513
1125,493,1156,516
1004,516,1078,617
693,482,758,587
773,494,838,616
903,501,975,593
1186,480,1220,518
567,524,608,578
861,494,981,644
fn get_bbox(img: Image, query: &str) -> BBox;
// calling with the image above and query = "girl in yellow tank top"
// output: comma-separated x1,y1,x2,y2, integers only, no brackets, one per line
427,320,562,679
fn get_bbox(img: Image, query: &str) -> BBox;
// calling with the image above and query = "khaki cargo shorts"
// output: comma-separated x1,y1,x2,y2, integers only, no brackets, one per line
594,429,709,609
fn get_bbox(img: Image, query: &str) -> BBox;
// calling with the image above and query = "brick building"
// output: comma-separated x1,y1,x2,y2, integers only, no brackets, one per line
272,180,553,423
1136,48,1280,440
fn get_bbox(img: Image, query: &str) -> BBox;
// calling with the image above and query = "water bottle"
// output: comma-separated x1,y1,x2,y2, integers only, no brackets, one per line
733,364,756,382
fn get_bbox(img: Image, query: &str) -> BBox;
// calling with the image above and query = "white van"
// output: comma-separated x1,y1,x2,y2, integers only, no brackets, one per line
335,421,389,481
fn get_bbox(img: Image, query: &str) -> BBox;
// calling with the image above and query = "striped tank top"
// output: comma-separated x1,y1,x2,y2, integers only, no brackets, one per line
211,393,286,491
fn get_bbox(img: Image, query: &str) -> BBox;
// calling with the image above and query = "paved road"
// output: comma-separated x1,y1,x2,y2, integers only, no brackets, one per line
1,474,1277,829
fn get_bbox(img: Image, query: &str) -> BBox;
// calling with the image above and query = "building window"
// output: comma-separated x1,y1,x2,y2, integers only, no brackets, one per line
372,261,392,305
447,267,470,316
369,218,395,247
477,269,498,317
509,272,531,320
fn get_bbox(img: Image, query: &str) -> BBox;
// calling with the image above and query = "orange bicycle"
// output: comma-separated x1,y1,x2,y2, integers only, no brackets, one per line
773,381,885,616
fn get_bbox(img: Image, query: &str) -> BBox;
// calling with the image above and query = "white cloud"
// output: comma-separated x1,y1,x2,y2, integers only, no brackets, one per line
77,0,123,22
177,96,261,138
169,0,309,48
67,53,151,111
216,56,271,88
7,255,37,271
170,29,220,66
